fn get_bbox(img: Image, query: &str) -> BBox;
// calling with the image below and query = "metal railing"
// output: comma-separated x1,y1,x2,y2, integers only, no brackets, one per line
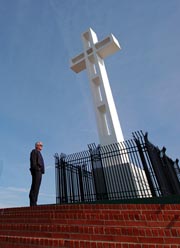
55,131,180,204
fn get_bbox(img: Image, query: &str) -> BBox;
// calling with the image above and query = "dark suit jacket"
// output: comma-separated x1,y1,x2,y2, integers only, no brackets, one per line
30,149,45,174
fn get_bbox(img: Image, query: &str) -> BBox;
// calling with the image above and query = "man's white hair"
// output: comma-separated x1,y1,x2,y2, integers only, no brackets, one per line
35,141,43,147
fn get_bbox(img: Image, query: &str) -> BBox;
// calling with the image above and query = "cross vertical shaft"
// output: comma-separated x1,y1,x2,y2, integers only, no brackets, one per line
70,28,124,145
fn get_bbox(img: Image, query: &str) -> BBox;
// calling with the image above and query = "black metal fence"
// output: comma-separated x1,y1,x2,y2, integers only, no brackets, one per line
55,131,180,204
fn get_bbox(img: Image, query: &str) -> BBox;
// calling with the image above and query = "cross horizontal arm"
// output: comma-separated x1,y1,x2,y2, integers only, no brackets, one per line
70,34,121,73
95,34,121,59
70,52,86,73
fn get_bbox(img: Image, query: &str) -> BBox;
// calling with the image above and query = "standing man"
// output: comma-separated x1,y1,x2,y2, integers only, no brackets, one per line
29,141,45,206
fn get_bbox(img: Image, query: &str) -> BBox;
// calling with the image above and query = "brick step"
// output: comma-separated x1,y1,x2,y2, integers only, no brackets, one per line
0,223,180,239
49,218,180,228
1,220,180,229
1,203,180,247
0,212,180,226
1,208,180,219
2,208,180,221
0,235,180,248
1,219,179,229
2,208,180,215
1,203,180,214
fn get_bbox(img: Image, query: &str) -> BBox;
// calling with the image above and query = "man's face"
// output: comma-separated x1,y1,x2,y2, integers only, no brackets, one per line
36,142,43,151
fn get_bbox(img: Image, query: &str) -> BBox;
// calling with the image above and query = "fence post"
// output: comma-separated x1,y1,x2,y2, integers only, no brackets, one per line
160,148,180,195
78,166,85,202
89,145,108,200
174,159,180,182
134,137,157,197
144,133,173,196
60,156,68,203
55,154,61,204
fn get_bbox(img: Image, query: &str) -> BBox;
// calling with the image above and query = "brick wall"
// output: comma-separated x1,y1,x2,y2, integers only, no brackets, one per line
0,203,180,247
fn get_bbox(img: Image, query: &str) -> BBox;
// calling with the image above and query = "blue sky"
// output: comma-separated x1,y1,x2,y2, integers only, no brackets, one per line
0,0,180,208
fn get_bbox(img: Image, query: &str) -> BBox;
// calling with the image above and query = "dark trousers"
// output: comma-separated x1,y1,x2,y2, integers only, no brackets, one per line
29,170,42,206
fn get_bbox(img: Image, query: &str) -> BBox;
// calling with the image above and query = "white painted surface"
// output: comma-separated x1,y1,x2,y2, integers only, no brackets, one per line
71,28,124,145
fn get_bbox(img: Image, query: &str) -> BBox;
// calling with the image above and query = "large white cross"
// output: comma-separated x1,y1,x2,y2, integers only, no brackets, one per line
70,28,124,145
